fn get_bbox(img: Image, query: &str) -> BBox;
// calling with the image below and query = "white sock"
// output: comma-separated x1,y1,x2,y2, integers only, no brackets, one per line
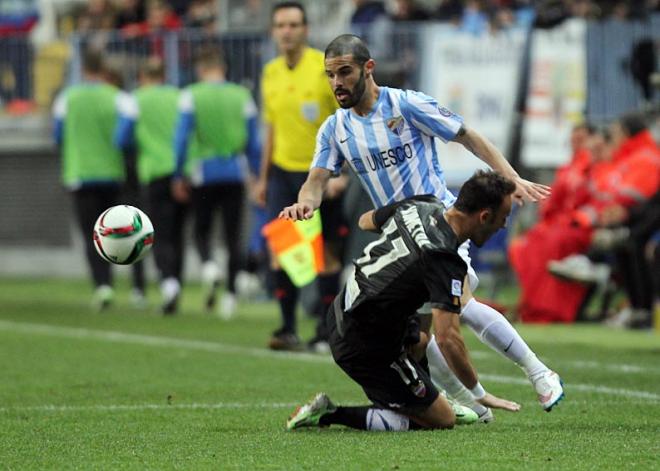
461,298,548,378
161,277,180,302
426,337,488,416
366,409,410,431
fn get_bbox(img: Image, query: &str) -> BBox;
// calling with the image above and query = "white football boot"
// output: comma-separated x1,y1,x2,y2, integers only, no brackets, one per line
532,370,564,412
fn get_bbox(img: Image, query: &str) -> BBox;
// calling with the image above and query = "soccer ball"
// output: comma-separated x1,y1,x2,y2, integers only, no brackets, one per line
93,205,154,265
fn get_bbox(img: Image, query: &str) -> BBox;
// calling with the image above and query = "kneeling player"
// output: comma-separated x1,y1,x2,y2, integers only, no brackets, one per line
283,171,519,431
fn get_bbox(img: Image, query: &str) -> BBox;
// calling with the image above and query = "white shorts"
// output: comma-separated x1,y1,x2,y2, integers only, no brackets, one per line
418,239,478,315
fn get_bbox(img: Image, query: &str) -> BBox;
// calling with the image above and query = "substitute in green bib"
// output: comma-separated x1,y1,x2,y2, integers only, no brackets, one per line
53,49,129,311
115,58,186,315
172,47,260,319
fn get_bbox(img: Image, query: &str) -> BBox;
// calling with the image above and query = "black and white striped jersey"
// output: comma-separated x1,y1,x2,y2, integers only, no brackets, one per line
344,197,467,321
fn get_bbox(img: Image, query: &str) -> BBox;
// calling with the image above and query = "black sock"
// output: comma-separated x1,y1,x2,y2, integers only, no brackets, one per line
272,269,298,333
315,272,340,340
319,406,370,430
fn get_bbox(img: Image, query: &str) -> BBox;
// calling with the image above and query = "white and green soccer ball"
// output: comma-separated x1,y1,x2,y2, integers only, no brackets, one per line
93,205,154,265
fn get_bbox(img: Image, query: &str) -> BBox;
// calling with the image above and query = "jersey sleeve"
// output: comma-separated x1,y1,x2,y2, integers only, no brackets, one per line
260,66,274,124
115,91,139,119
419,249,467,313
311,115,344,174
400,90,463,143
373,196,441,230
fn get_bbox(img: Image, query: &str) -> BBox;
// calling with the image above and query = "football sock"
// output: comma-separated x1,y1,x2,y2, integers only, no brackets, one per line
320,407,411,431
426,337,488,416
161,277,180,302
272,269,298,334
461,299,548,378
320,406,369,429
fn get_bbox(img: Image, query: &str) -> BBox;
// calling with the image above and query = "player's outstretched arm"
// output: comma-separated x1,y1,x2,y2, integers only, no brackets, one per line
453,126,551,205
433,308,480,389
279,167,332,220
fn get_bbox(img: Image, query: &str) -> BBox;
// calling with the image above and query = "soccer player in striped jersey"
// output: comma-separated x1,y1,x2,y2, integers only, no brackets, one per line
281,34,564,413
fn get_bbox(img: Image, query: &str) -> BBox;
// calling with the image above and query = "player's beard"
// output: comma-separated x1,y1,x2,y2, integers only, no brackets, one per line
337,70,366,109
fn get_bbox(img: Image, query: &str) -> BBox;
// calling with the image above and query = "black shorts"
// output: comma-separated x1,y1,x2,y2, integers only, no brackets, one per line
327,294,438,415
266,165,347,245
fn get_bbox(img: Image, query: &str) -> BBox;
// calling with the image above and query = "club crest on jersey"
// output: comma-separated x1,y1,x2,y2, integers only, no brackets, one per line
386,116,404,135
451,279,463,297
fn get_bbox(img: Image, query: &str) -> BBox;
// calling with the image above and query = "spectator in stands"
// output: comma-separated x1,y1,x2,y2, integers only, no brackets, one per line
114,0,146,30
77,0,115,32
52,49,133,311
115,58,186,315
0,0,38,105
390,0,431,22
435,0,463,24
460,0,490,35
172,46,259,319
121,0,181,37
184,0,218,32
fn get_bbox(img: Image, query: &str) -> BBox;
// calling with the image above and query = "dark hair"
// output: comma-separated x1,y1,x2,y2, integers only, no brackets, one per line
324,34,372,66
453,170,516,215
272,1,307,24
82,48,104,75
139,57,165,81
194,46,225,70
574,121,595,134
618,112,647,137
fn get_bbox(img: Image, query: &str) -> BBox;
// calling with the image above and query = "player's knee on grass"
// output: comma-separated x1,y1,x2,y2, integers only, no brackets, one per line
412,395,455,429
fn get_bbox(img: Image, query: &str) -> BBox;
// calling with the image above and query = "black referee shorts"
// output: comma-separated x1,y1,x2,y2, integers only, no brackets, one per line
266,165,347,245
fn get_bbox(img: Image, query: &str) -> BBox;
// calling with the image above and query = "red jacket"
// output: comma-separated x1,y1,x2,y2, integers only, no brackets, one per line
573,130,660,228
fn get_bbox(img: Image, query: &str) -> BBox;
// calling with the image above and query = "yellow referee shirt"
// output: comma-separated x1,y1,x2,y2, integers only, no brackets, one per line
261,47,337,172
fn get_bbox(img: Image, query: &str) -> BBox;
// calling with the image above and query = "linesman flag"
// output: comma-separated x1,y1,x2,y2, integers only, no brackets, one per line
262,210,324,287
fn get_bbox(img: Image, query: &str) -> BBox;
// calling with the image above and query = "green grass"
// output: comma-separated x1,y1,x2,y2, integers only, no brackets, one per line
1,277,659,470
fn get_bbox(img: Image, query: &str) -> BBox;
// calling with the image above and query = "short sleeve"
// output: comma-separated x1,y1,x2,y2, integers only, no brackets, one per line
311,115,344,174
400,90,463,143
243,94,257,119
115,92,139,119
52,92,67,119
178,89,194,113
419,249,467,313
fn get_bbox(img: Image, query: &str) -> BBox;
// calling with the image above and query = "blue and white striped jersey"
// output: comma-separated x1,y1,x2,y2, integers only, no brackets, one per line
312,87,464,208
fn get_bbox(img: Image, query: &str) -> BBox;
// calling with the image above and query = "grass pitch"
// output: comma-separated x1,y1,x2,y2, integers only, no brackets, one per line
0,277,658,470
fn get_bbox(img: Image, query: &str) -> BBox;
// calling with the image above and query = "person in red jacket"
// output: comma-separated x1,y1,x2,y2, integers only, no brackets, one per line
511,113,659,323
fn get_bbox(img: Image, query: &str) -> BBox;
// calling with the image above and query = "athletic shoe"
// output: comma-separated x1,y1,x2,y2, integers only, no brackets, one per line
548,255,610,286
286,393,336,431
218,292,237,320
532,370,564,412
92,285,113,312
130,288,148,310
268,329,302,351
450,402,479,425
160,278,180,316
477,408,494,423
306,335,331,354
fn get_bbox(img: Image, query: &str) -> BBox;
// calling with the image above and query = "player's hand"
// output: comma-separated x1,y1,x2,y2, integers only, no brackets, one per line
279,201,315,221
512,176,551,206
253,177,267,207
171,178,191,204
478,392,521,412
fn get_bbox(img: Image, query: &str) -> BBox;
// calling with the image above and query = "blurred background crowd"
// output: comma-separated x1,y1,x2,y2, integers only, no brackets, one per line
0,0,658,331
